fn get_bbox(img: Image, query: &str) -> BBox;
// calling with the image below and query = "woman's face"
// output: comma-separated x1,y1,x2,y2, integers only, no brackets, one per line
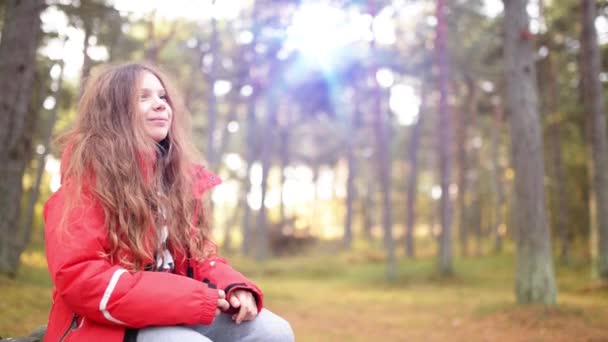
138,71,173,142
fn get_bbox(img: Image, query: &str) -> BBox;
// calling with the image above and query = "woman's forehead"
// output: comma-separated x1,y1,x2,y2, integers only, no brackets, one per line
139,71,165,91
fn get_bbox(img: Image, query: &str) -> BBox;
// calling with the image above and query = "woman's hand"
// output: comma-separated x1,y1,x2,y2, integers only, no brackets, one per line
216,290,230,316
229,289,258,324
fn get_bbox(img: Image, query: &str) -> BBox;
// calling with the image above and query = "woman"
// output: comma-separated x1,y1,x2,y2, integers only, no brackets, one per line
43,63,294,342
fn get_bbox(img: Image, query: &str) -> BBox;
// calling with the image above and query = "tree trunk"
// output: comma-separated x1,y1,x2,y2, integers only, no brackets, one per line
490,100,506,253
581,0,608,279
546,51,570,264
464,77,482,256
538,0,569,266
0,0,45,277
241,0,262,256
436,0,453,276
279,128,288,225
344,107,362,249
22,60,65,253
241,93,257,256
255,95,275,261
374,85,396,280
206,11,220,171
362,178,374,243
503,0,557,304
456,89,469,257
216,99,238,166
80,21,93,88
222,204,241,253
344,132,356,249
405,82,426,258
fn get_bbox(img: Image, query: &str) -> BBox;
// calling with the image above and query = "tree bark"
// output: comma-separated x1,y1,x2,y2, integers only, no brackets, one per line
241,93,257,256
80,21,93,88
366,0,395,272
344,129,356,249
206,10,220,171
362,178,374,243
581,0,608,279
0,0,45,277
490,100,506,254
405,82,426,258
546,51,570,264
464,77,482,256
279,128,288,225
22,61,65,254
436,0,454,276
344,106,362,249
373,86,396,280
456,88,469,257
503,0,557,304
255,95,276,261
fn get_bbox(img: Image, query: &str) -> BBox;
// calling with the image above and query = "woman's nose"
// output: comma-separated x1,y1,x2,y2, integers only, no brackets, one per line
153,97,166,110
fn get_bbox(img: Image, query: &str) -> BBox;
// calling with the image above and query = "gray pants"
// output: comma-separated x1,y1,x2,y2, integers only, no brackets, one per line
136,309,294,342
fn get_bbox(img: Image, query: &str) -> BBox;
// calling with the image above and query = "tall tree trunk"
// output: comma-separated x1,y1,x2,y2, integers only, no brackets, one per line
490,100,506,253
546,52,570,264
363,178,374,243
581,0,608,279
311,161,320,233
344,107,362,249
22,60,65,252
206,9,220,171
344,132,356,249
503,0,557,304
456,89,469,257
241,0,262,256
255,95,275,261
216,99,239,165
374,86,396,280
80,22,93,88
365,0,395,269
436,0,453,276
144,16,177,65
223,204,241,253
538,0,569,266
465,76,482,256
241,93,257,256
0,0,45,277
279,128,288,225
405,82,427,258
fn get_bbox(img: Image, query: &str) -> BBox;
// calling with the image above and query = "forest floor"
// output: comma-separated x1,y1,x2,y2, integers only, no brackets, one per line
1,245,608,341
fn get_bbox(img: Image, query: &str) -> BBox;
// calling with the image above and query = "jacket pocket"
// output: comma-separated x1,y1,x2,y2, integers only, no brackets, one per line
58,313,80,342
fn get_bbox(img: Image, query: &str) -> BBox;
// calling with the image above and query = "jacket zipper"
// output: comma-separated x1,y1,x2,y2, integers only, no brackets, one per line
58,313,79,342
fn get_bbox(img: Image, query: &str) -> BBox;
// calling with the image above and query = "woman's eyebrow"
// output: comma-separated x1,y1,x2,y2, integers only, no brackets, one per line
139,87,166,93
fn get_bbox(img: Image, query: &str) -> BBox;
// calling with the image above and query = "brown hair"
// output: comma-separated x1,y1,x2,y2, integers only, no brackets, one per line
58,62,214,270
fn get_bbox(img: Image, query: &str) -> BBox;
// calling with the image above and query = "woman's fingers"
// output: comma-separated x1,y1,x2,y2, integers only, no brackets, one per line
231,290,258,324
218,298,230,311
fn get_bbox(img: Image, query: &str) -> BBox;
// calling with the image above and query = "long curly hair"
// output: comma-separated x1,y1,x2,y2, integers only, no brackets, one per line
57,62,214,270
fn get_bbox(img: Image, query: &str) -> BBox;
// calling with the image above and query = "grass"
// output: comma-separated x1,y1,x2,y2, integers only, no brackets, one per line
1,246,608,341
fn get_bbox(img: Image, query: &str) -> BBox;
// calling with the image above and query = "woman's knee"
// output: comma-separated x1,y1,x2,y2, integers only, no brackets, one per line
252,309,295,342
136,326,211,342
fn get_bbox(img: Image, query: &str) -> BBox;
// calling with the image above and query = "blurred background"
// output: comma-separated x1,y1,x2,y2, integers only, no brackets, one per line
1,0,608,341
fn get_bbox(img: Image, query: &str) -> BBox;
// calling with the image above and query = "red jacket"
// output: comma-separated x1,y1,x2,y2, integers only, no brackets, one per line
43,157,263,342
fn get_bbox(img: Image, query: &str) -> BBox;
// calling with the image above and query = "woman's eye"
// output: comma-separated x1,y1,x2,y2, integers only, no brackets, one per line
140,94,150,100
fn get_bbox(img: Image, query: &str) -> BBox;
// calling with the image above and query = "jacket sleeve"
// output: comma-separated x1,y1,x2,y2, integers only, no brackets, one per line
43,189,219,328
192,257,264,315
191,164,264,314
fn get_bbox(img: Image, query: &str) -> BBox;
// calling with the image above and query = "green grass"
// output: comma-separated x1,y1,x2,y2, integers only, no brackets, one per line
2,247,608,341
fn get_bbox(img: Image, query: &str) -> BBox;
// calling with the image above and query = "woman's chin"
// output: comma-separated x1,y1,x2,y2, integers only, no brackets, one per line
147,131,169,143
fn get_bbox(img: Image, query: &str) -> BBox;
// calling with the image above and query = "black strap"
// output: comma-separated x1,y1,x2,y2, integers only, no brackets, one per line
186,248,194,278
123,329,138,342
